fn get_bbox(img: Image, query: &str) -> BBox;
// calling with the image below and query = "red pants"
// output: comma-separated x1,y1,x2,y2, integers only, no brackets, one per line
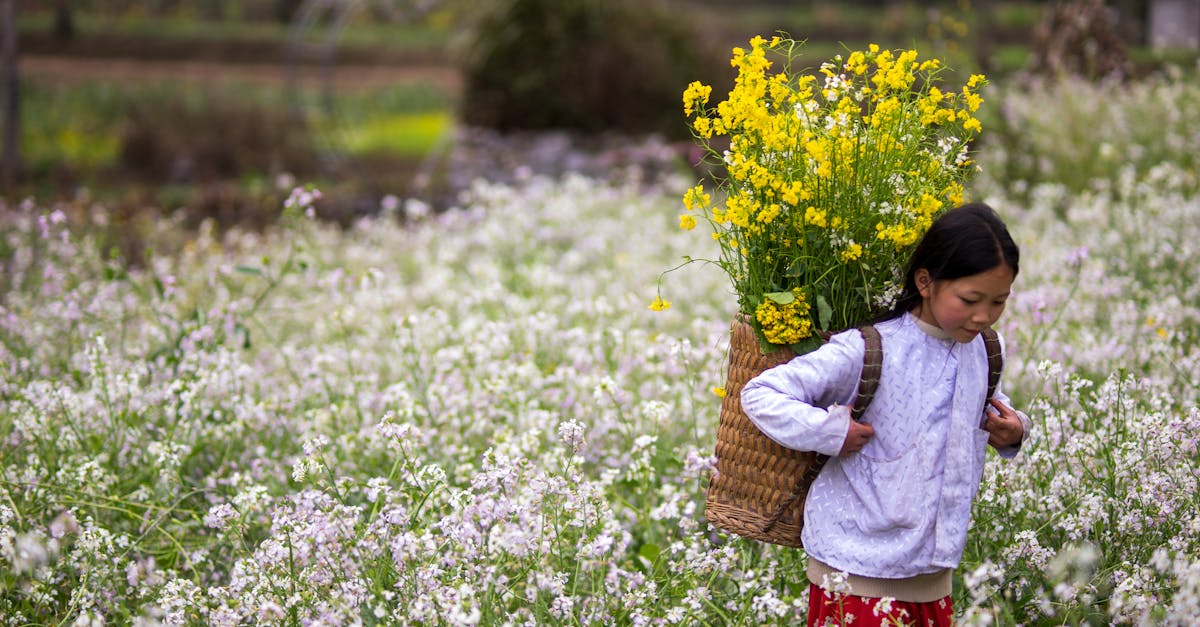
807,583,953,626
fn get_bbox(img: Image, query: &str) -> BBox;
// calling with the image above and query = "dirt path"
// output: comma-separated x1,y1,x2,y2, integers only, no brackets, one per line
22,54,462,93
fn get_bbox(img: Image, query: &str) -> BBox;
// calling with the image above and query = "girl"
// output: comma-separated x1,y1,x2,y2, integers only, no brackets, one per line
741,203,1031,626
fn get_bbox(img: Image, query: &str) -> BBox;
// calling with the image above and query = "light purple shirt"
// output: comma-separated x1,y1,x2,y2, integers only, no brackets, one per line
740,313,1030,578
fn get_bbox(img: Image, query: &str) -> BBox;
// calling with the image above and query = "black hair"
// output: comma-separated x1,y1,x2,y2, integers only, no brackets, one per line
880,202,1020,321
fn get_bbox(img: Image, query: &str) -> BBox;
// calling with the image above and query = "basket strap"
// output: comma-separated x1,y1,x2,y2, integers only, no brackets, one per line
851,325,883,421
982,328,1003,400
761,325,882,537
760,450,827,535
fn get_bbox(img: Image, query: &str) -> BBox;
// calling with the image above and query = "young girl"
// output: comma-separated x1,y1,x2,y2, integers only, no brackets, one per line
741,203,1031,626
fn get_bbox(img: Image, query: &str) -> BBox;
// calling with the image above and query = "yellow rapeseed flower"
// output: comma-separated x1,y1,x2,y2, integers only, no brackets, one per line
839,243,864,262
805,206,828,228
756,203,781,224
683,185,710,211
667,36,987,346
649,296,671,311
683,81,713,116
755,288,814,344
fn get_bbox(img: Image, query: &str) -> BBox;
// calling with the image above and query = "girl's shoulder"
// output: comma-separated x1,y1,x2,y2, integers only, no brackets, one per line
873,315,909,335
826,316,906,354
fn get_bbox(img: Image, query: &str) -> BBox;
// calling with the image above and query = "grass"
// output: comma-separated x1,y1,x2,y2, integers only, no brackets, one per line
329,112,453,158
15,74,457,210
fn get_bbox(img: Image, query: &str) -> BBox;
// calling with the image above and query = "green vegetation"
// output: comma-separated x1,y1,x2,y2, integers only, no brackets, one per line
18,7,455,51
10,0,1198,221
16,76,455,218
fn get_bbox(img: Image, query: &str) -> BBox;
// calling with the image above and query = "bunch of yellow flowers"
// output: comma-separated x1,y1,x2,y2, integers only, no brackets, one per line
665,36,987,352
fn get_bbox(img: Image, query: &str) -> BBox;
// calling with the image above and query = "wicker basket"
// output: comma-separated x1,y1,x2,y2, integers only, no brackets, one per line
704,314,818,547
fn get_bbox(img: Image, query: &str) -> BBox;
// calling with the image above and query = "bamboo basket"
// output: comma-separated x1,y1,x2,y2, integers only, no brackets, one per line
705,314,884,547
704,314,817,547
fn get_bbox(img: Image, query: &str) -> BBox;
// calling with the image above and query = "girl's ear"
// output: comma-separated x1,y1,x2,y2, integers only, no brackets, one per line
915,269,933,298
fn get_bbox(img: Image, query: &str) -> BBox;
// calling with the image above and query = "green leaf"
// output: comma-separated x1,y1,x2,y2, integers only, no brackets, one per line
235,323,252,349
786,259,806,277
635,542,661,573
638,543,661,562
816,294,833,330
235,265,263,276
764,291,794,305
790,335,825,355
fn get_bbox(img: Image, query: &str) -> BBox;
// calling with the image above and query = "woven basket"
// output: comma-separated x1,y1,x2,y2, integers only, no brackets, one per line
704,314,824,548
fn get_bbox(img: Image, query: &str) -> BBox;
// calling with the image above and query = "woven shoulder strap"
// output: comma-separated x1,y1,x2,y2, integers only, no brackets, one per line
761,326,882,537
982,328,1003,400
851,325,883,421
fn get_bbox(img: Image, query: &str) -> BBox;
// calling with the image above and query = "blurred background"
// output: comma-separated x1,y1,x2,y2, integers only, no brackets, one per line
0,0,1196,233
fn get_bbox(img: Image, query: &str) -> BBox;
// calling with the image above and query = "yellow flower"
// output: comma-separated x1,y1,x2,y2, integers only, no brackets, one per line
683,80,713,116
876,222,920,248
683,185,711,211
649,296,671,311
845,50,868,75
963,91,984,113
666,37,984,344
756,203,781,224
804,206,828,228
755,288,814,344
711,386,727,398
917,192,944,219
943,182,964,206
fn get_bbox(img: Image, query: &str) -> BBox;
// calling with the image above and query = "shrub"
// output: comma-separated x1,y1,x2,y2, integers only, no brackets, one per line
118,90,319,184
457,0,720,140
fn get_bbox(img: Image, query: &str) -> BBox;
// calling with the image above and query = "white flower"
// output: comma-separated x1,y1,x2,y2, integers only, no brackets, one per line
203,503,237,531
819,570,851,596
557,419,587,452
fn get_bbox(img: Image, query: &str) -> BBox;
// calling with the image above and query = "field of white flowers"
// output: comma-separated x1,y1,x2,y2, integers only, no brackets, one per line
2,70,1199,625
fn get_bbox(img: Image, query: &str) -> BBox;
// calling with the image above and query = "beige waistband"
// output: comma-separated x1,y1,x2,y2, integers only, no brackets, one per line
807,558,953,603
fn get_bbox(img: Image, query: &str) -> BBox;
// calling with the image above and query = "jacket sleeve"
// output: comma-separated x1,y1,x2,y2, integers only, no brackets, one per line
739,329,865,457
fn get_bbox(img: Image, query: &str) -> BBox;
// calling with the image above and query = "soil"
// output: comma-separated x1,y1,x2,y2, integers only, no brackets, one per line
21,54,462,93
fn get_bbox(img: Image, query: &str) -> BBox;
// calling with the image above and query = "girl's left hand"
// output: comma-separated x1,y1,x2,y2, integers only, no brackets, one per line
983,399,1024,449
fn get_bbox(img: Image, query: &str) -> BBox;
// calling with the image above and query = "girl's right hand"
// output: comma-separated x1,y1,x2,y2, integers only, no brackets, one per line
840,419,875,456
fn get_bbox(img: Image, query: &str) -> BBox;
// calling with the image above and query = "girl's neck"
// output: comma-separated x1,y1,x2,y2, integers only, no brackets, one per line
909,311,951,340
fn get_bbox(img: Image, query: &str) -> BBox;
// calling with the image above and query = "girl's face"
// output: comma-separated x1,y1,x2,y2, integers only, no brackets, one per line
913,264,1015,343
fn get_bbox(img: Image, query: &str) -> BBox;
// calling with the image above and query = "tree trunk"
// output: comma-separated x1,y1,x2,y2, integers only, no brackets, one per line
974,0,995,74
1,0,19,191
1114,0,1145,46
54,0,74,41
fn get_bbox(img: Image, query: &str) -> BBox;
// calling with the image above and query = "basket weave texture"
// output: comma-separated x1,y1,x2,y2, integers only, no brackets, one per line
705,315,817,548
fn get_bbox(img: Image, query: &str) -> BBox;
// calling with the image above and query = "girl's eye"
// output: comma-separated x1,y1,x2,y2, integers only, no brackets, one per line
960,297,979,305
